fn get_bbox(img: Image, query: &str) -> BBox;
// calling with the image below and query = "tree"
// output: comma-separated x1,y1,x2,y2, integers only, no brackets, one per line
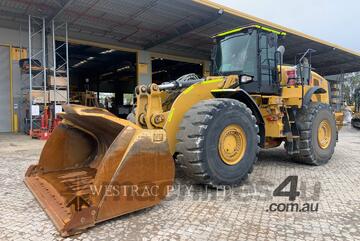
344,72,360,105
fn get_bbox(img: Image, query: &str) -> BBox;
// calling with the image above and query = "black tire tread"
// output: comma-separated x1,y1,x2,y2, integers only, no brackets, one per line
175,98,260,187
293,103,336,165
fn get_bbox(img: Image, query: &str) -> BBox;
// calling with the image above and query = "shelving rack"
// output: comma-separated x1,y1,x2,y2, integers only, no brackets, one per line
20,16,69,138
23,15,47,134
50,20,70,117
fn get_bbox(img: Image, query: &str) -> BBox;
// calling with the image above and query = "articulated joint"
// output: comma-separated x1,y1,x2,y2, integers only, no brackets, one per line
145,84,165,129
151,113,166,127
135,85,148,127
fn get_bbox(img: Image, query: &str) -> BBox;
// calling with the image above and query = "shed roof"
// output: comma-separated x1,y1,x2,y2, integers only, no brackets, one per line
0,0,359,75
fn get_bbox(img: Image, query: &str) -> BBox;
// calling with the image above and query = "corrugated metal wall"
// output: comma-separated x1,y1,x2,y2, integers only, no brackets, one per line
0,46,11,132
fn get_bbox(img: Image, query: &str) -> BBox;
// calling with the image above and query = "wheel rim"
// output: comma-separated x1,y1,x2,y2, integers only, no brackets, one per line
218,124,247,165
318,120,332,149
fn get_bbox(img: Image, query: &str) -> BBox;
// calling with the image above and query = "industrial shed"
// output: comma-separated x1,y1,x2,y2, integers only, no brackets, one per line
0,0,359,133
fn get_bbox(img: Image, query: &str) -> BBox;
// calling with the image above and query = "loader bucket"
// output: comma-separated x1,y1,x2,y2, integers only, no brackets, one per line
24,105,175,237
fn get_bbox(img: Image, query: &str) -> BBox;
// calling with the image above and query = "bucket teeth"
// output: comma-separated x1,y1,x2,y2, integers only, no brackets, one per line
24,104,175,237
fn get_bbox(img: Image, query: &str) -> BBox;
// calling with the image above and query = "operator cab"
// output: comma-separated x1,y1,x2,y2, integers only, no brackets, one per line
211,25,286,95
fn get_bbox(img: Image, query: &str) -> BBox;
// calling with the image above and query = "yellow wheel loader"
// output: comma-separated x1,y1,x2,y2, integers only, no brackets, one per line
351,88,360,128
25,25,342,236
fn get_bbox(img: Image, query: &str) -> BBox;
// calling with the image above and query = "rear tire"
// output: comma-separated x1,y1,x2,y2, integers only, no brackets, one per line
352,118,360,129
175,98,260,187
292,103,337,165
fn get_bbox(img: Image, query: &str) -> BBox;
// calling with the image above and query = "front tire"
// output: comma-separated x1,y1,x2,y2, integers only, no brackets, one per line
175,99,260,187
293,103,337,165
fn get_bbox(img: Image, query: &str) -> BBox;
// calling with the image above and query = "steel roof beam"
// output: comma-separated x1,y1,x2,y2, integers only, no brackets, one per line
143,10,223,50
47,0,75,22
316,61,360,75
315,60,360,70
50,0,64,8
0,10,28,21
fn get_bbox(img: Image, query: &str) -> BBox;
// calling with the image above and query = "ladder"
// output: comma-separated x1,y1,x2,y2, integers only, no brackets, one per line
282,107,300,155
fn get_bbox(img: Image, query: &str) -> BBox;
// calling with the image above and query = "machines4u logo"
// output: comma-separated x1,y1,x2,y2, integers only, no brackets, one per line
266,176,320,212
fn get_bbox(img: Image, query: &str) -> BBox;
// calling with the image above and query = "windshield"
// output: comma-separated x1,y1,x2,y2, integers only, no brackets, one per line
213,31,257,76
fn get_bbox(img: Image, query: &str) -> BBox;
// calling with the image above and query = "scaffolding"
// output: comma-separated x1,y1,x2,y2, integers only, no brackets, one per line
21,15,69,138
50,20,70,117
25,15,47,134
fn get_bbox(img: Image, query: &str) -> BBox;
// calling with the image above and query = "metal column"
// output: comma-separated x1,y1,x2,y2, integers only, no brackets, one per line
27,16,47,134
50,20,69,117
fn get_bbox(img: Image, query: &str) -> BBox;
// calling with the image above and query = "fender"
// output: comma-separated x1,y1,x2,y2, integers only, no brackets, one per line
303,86,327,107
211,89,265,147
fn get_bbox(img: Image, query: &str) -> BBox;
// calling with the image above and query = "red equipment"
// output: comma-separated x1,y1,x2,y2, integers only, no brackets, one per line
30,107,50,140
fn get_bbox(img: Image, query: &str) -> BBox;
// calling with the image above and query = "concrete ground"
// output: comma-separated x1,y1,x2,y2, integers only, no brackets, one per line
0,126,359,241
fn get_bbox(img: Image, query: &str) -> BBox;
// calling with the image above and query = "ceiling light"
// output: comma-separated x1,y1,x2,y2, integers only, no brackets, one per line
100,49,116,54
72,60,87,68
116,66,130,72
100,72,113,77
152,70,167,75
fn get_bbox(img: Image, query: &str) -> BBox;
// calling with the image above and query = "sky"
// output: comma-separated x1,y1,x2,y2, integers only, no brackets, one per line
213,0,360,53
